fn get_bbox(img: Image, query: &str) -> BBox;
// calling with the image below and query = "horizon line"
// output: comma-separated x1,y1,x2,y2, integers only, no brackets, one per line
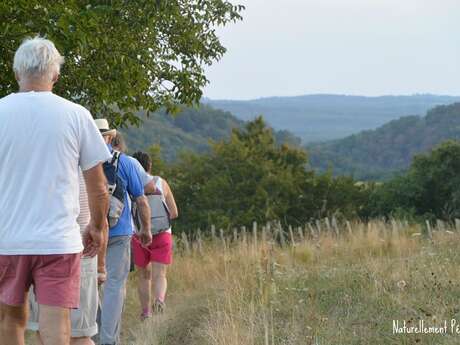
203,92,460,102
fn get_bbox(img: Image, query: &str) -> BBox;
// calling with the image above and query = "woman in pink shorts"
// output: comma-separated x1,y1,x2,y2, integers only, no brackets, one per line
131,152,178,319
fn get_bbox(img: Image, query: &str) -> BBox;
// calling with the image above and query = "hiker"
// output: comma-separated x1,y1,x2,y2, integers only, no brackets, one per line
27,174,103,345
131,151,178,319
95,119,152,345
112,132,127,153
111,132,156,194
111,131,156,275
0,37,110,345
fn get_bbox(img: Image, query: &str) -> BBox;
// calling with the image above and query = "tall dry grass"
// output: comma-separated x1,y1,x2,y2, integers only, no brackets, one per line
116,219,460,344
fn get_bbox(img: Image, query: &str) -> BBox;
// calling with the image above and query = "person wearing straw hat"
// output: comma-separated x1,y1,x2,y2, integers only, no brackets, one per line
95,119,117,137
95,119,152,345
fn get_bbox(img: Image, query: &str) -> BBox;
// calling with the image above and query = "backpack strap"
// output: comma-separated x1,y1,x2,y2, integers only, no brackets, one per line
153,177,171,215
111,151,121,172
106,151,121,195
154,176,163,194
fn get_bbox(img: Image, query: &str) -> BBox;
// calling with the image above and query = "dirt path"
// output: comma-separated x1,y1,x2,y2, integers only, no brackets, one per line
121,290,211,345
158,292,210,345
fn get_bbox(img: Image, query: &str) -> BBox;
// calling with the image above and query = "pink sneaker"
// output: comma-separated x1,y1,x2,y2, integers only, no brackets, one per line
140,309,152,321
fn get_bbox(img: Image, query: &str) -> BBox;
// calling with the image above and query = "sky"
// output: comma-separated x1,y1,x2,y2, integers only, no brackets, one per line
203,0,460,100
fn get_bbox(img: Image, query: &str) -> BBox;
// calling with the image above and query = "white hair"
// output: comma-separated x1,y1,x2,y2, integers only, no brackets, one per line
13,37,64,81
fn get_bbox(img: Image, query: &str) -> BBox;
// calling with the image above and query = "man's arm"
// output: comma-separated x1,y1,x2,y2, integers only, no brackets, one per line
135,195,152,246
82,163,109,258
123,156,152,246
96,226,109,284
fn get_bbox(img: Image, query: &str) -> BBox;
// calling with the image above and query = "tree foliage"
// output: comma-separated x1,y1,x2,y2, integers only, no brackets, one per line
140,117,460,231
369,140,460,220
159,117,368,233
121,105,302,161
0,1,243,125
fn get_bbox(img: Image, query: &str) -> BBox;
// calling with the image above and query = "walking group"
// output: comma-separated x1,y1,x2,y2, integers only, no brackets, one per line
0,37,178,345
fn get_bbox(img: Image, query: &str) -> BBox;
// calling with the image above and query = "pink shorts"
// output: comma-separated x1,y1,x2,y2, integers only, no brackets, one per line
132,232,173,267
0,254,81,308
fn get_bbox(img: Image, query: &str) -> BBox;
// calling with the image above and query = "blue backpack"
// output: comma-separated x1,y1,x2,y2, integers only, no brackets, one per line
103,151,127,228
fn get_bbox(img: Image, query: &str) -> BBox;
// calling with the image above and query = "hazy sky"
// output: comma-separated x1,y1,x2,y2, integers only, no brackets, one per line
203,0,460,100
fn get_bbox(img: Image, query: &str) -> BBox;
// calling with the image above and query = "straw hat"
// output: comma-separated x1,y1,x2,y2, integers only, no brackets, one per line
95,118,116,137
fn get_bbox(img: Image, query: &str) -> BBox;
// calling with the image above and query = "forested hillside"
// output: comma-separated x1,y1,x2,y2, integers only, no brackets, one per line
206,94,460,142
121,105,301,161
308,103,460,180
122,111,460,231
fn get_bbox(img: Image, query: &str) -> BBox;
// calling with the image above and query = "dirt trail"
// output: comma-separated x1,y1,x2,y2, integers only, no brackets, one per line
159,293,210,345
122,291,211,345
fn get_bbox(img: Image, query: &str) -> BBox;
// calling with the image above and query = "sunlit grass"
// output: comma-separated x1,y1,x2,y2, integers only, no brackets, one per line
36,219,459,345
118,221,460,344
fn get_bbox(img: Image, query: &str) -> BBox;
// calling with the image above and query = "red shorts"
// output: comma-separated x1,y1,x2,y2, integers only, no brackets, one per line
132,232,173,267
0,254,81,308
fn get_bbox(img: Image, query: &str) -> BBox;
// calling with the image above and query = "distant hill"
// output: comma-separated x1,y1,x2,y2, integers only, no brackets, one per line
205,94,460,143
307,103,460,180
121,105,301,161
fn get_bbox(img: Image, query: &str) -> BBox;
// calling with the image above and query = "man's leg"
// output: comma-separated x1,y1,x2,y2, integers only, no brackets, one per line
33,324,94,345
38,305,71,345
100,236,131,345
32,331,44,345
34,321,95,345
0,301,27,345
137,264,152,316
33,254,81,345
69,256,98,343
35,256,98,345
151,263,168,303
70,337,95,345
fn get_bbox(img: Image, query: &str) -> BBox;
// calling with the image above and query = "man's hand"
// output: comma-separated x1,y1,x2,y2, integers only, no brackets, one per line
83,220,108,257
138,229,152,247
97,266,107,285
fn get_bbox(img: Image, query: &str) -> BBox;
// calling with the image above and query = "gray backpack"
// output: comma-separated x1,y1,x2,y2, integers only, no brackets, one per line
134,177,171,235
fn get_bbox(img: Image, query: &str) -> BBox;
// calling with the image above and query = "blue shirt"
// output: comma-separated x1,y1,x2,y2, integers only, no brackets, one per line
108,146,145,237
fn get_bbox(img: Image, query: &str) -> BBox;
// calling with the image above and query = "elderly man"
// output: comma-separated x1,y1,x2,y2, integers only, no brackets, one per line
95,119,152,345
0,37,111,345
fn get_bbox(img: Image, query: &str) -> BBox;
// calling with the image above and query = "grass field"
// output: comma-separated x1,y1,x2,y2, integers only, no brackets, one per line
117,220,460,345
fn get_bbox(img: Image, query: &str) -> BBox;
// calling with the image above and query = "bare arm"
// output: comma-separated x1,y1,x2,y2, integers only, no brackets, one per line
163,180,178,219
83,163,109,230
96,223,109,284
82,163,109,258
136,195,152,246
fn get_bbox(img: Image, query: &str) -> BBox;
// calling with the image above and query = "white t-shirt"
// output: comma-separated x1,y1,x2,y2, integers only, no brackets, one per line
0,91,111,255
